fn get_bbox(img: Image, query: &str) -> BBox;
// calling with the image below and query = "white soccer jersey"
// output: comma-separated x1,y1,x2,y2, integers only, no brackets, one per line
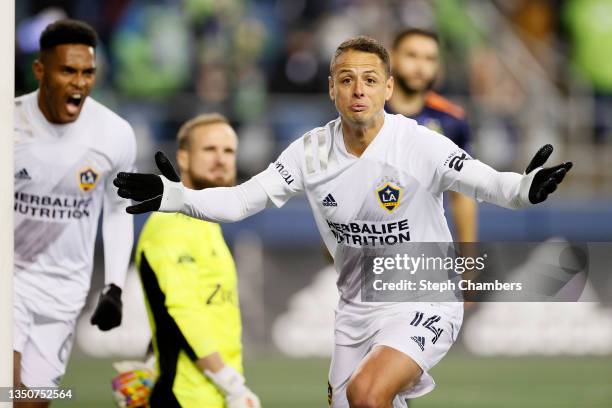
14,91,136,319
255,112,468,343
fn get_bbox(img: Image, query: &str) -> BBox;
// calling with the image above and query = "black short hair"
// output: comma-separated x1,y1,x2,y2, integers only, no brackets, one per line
39,19,98,52
330,36,391,78
392,28,439,50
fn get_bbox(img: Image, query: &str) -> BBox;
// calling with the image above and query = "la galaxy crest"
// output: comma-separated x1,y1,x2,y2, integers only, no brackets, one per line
78,167,99,192
376,181,402,213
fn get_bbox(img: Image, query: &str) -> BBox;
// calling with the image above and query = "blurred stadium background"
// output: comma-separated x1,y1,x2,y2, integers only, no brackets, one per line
15,0,612,406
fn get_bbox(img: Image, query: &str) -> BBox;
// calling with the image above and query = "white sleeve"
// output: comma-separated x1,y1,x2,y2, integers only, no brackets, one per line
252,138,305,207
173,138,305,221
102,125,136,288
413,126,530,209
181,178,270,222
408,125,474,194
447,160,531,209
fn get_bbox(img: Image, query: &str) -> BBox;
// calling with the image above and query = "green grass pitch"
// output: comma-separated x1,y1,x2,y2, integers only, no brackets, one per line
54,352,612,407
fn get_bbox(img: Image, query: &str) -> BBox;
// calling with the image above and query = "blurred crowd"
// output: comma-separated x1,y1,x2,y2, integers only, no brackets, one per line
15,0,612,193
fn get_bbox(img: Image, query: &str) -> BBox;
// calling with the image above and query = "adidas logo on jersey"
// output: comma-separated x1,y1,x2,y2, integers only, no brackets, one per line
15,168,31,180
411,336,425,351
322,193,338,207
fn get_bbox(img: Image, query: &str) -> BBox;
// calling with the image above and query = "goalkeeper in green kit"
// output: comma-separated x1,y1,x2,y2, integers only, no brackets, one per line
112,114,260,408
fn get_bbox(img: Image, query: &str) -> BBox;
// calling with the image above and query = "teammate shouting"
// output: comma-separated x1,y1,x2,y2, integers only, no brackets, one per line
14,19,135,407
115,36,571,407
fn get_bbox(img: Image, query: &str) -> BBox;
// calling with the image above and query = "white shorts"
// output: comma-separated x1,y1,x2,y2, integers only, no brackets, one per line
14,292,77,388
328,303,463,407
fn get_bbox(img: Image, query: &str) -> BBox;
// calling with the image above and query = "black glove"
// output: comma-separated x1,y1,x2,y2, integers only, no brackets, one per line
113,151,180,214
525,144,572,204
91,283,123,331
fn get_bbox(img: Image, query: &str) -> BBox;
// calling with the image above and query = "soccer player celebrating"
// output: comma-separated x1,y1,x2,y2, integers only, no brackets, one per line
128,114,260,408
388,28,477,243
115,37,571,407
13,19,135,407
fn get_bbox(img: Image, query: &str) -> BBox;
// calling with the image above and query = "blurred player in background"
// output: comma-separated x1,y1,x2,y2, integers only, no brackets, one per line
128,114,260,408
115,36,571,407
388,28,477,243
13,19,135,407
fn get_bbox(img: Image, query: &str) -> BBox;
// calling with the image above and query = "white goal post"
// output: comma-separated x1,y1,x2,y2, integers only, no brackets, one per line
1,1,15,407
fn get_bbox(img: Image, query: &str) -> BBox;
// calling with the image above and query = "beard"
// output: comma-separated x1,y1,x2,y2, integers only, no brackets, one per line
393,73,435,95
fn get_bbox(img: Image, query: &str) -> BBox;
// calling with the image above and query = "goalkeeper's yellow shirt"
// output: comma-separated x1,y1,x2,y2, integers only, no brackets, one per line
136,212,243,408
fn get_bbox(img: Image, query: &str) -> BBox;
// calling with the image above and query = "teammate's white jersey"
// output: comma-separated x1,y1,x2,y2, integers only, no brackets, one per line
14,91,136,319
255,112,468,343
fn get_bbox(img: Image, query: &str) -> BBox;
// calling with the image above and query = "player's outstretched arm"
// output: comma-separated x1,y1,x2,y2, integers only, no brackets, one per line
451,144,572,209
113,151,270,222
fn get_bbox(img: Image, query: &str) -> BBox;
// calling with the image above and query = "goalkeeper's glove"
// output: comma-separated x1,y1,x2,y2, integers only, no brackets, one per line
111,360,156,408
91,283,123,331
205,365,261,408
113,151,185,214
520,144,572,205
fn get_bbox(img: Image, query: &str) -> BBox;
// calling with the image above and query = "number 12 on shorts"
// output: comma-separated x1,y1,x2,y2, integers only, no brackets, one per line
410,312,444,344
